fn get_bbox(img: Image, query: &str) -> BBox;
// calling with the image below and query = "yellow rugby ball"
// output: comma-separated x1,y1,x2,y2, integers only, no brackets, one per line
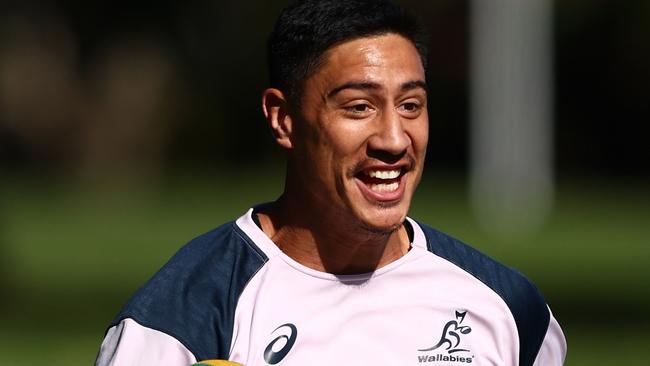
192,361,245,366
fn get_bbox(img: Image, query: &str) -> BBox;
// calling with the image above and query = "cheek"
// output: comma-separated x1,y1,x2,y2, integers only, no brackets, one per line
299,128,350,179
322,122,368,159
293,120,334,163
408,118,429,155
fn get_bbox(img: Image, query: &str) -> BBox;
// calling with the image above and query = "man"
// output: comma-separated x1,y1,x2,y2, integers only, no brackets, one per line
96,1,567,365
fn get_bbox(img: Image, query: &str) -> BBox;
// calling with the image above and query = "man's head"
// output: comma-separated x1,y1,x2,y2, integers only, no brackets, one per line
267,0,428,105
263,0,429,235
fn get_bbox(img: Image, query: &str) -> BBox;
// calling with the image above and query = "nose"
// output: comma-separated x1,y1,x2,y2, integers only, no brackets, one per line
367,109,410,161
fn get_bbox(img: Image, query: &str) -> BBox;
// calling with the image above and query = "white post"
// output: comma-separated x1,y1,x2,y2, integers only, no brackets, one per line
470,0,554,239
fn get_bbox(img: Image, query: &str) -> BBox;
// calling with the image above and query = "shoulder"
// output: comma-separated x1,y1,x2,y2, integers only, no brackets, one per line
111,219,269,361
413,220,552,366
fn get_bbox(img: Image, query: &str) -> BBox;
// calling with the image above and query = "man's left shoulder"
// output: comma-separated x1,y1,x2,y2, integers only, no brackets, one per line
413,220,552,366
415,222,541,298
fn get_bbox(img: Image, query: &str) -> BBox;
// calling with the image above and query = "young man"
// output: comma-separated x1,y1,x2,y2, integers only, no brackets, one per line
96,1,567,365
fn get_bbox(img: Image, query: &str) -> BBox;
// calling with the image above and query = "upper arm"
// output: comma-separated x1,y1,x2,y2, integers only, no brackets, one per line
532,309,567,366
95,318,197,366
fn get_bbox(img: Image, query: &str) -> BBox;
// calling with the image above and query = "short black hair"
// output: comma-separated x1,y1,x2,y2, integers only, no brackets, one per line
267,0,428,104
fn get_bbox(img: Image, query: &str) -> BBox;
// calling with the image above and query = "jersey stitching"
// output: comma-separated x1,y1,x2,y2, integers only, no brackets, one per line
113,316,200,362
227,222,271,358
231,222,268,262
419,249,521,351
418,223,548,366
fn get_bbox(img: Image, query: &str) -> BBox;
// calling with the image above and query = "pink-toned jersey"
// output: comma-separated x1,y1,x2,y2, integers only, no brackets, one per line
96,208,566,366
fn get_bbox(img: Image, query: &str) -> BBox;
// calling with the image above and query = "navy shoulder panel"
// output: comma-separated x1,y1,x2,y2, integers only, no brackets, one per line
111,221,268,361
417,222,549,366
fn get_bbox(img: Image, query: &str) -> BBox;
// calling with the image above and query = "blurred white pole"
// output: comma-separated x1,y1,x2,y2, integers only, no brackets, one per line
470,0,554,239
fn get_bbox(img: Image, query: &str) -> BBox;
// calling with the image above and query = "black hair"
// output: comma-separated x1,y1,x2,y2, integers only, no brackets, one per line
267,0,428,104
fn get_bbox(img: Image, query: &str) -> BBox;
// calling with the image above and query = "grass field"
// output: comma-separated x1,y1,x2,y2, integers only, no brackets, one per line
1,169,648,365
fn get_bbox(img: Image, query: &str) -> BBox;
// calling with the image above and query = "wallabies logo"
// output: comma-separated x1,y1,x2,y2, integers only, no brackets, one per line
419,310,472,354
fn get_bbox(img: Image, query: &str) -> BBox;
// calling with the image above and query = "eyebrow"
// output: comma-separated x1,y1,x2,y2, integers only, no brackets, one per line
327,80,427,98
327,82,380,98
401,80,428,93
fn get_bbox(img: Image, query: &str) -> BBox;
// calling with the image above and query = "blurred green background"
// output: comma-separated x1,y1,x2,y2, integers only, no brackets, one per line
1,0,648,365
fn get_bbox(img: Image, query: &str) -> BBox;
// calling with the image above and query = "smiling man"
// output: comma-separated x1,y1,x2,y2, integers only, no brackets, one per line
258,32,428,275
96,1,566,365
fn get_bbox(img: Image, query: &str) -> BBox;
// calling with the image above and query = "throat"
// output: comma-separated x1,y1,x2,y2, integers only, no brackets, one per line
255,197,412,275
263,213,411,274
317,229,411,275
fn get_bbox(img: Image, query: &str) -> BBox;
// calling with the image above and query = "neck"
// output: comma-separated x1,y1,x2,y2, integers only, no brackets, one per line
256,194,411,275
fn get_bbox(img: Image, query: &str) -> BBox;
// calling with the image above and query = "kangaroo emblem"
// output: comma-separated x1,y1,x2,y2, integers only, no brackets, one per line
419,310,472,353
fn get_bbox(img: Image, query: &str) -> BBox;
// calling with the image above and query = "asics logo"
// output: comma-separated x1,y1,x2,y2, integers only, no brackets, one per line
263,323,298,364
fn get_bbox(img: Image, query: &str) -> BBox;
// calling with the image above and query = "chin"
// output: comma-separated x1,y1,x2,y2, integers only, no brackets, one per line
355,203,409,235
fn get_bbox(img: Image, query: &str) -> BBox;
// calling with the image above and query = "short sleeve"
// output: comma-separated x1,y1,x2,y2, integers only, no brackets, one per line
532,309,567,365
95,318,197,366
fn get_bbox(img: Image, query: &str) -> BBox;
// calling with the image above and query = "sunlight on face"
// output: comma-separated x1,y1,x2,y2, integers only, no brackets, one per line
290,33,429,233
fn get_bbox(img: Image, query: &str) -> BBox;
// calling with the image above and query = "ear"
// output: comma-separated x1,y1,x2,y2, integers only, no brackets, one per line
262,88,293,149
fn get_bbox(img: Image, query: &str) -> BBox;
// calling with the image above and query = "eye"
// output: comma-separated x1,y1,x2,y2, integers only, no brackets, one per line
398,99,424,117
349,104,370,112
402,102,419,112
343,102,375,118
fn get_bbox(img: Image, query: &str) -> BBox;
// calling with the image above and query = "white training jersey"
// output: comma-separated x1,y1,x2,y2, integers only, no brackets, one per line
96,208,566,366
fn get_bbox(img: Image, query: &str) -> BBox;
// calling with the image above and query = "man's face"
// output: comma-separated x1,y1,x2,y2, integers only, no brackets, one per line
290,33,428,233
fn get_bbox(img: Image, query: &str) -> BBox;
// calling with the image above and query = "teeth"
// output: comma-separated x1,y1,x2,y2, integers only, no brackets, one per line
370,182,399,193
366,169,401,180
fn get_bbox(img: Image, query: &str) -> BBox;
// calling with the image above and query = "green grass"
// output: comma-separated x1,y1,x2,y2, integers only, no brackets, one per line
1,170,648,365
0,329,101,366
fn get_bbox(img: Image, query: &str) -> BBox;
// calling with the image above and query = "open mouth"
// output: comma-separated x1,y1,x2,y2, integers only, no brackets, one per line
354,167,407,202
